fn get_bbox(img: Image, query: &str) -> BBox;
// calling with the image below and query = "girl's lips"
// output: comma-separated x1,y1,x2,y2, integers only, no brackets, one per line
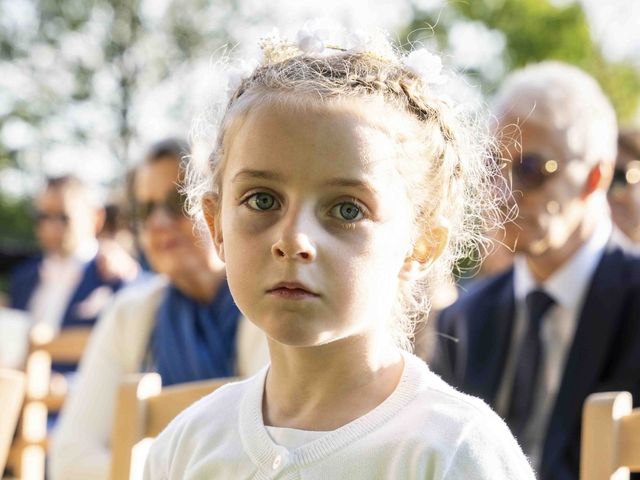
267,282,319,300
268,287,318,300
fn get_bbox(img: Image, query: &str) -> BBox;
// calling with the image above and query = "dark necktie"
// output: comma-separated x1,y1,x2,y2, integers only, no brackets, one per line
506,289,555,438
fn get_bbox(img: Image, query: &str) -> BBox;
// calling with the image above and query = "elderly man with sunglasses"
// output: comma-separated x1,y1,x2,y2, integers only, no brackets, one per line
432,61,640,480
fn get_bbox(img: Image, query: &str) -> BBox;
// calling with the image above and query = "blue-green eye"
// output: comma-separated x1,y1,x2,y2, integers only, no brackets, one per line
246,192,278,211
331,202,363,221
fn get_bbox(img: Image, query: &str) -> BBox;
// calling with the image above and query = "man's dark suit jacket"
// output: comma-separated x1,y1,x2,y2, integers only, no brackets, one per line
9,255,123,328
432,239,640,480
8,255,123,371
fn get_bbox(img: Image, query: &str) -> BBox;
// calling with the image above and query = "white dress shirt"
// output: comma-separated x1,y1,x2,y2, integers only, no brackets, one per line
495,218,611,470
28,240,99,333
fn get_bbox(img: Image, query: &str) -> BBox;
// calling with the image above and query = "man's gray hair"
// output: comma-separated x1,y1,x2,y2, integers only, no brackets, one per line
493,61,617,165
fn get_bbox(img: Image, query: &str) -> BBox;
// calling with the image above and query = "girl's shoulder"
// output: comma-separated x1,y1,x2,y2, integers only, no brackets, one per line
401,353,534,477
373,352,513,443
405,352,496,418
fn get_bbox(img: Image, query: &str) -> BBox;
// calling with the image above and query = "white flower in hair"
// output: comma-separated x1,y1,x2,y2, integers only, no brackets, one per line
403,48,445,85
296,27,325,55
346,29,370,52
226,58,259,95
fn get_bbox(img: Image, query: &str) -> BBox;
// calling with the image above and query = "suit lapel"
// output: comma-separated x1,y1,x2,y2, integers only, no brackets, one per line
541,245,626,475
464,270,516,404
60,258,102,328
9,257,42,310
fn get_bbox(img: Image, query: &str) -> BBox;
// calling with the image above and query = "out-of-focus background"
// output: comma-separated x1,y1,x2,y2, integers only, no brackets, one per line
1,0,639,272
0,3,639,479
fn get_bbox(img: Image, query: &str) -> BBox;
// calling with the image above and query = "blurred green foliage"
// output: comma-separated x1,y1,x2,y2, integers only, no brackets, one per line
0,0,235,172
403,0,640,122
0,0,238,260
0,194,37,292
0,195,35,243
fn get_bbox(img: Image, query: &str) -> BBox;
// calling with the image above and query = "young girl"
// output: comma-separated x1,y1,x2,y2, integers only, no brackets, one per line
144,27,535,479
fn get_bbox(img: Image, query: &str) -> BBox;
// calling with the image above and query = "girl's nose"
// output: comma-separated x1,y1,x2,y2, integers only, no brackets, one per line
271,233,316,262
271,211,317,262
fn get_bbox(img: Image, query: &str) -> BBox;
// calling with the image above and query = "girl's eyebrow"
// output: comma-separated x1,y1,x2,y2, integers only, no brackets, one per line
323,177,379,196
231,169,282,183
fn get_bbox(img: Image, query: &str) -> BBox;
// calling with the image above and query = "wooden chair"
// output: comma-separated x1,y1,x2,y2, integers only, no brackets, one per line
6,325,92,480
581,391,640,480
0,369,25,475
110,374,231,480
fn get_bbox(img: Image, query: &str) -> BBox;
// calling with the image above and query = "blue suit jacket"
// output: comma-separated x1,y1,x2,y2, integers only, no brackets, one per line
9,254,123,334
432,239,640,480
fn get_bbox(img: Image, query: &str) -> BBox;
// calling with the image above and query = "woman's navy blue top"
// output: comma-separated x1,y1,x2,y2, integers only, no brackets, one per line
150,279,240,386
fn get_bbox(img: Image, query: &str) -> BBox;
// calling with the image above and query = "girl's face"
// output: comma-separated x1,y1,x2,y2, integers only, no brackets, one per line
135,158,212,280
209,100,417,347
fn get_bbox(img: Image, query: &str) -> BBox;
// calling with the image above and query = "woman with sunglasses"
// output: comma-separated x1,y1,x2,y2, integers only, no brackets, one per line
49,139,268,480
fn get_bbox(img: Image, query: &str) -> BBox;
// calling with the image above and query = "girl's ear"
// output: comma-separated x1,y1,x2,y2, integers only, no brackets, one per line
400,226,449,280
202,194,224,262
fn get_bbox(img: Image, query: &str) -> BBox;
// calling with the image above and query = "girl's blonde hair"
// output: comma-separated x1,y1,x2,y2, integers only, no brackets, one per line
186,35,505,350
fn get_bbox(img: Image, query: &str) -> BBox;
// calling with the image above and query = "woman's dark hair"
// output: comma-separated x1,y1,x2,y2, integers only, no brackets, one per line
127,138,190,234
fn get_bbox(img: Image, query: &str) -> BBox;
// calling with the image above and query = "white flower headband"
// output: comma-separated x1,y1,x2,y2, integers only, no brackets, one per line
225,23,446,96
403,48,446,86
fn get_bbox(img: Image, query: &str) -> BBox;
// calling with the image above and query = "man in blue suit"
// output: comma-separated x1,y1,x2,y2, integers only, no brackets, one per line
9,176,124,344
432,62,640,480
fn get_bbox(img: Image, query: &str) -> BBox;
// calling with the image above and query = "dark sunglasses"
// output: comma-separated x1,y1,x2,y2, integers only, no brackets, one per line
133,190,187,225
34,211,70,224
510,152,560,190
609,161,640,192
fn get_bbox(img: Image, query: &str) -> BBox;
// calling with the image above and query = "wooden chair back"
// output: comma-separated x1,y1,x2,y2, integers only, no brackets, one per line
7,325,92,480
0,369,25,474
581,391,640,480
110,374,231,480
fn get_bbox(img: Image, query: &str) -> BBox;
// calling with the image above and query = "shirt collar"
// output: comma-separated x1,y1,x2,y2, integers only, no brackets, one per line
514,218,612,311
74,238,99,263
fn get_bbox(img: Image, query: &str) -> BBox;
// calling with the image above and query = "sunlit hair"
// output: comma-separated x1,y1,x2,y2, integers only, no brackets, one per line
186,41,505,350
492,61,618,165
